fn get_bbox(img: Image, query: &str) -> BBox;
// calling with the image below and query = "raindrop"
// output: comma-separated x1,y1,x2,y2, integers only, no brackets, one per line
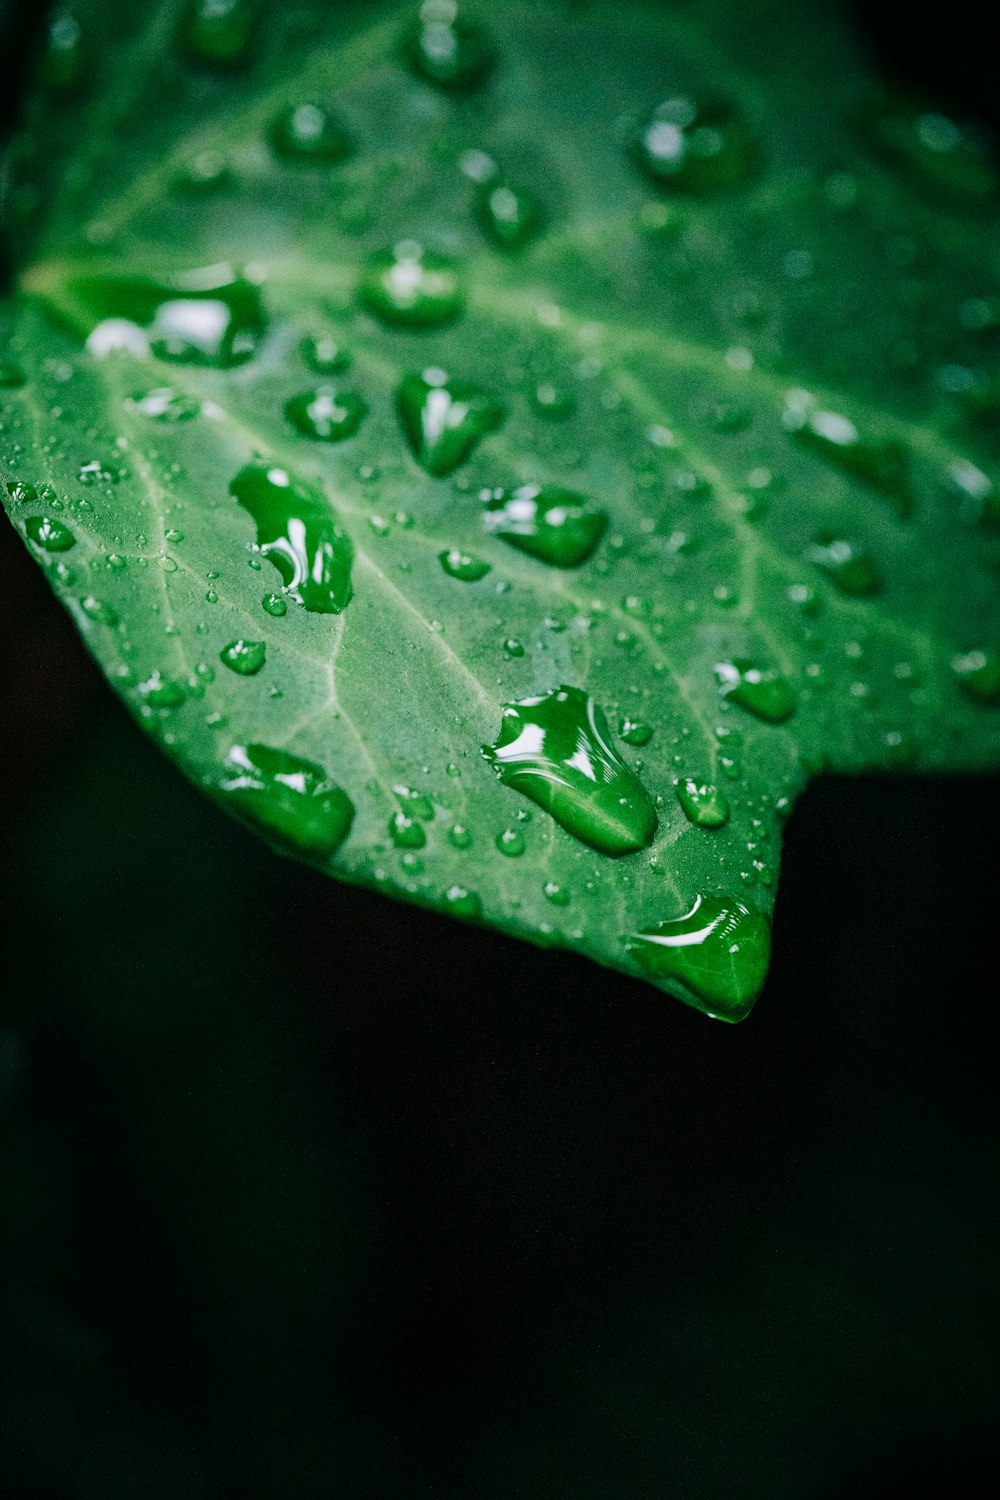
124,386,200,422
448,822,472,848
220,743,354,858
715,659,796,722
807,536,882,596
675,777,730,828
301,334,351,374
269,102,352,164
25,515,75,552
439,547,491,581
220,639,267,675
442,885,482,918
530,382,576,420
389,811,426,849
543,880,571,906
783,396,912,515
863,99,997,199
359,242,465,329
178,0,256,70
79,595,119,626
262,592,288,617
403,0,494,93
231,461,353,614
626,894,770,1021
285,386,368,442
496,827,525,857
634,96,756,193
78,265,266,368
483,684,658,857
42,9,85,92
397,368,504,475
952,648,1000,704
139,672,186,708
619,717,653,746
945,459,998,525
475,181,544,251
482,484,608,567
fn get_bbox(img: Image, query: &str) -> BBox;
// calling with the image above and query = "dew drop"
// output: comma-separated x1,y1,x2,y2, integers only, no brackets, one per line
530,382,576,420
715,659,796,723
79,595,119,626
783,397,912,515
439,547,491,581
179,0,255,70
25,515,75,552
359,243,465,329
496,827,525,857
475,181,544,251
945,459,998,526
78,265,266,368
675,777,730,829
396,368,504,476
634,96,756,193
543,880,571,906
952,648,1000,704
220,744,354,859
285,386,367,442
448,822,472,849
482,484,608,567
393,785,434,821
863,100,997,199
262,592,288,617
43,9,85,92
403,0,494,93
269,102,352,164
807,536,882,596
626,894,770,1020
301,334,351,375
389,811,426,849
442,884,483,918
6,479,40,503
139,672,186,709
502,637,525,658
483,684,658,857
124,386,201,422
619,717,653,746
231,462,353,614
220,638,267,675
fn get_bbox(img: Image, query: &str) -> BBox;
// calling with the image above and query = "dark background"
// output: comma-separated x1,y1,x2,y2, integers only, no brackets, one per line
2,4,999,1496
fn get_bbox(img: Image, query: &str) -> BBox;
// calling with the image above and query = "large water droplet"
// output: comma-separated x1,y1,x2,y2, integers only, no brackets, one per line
475,181,544,251
675,778,730,828
783,398,912,515
231,462,353,614
715,659,796,722
483,685,658,857
220,744,354,859
635,96,756,192
807,536,882,596
25,515,75,552
359,242,465,329
220,638,267,675
403,0,494,92
124,386,201,423
626,895,770,1021
439,547,491,581
77,265,266,368
952,648,1000,703
269,102,352,164
179,0,255,70
397,368,504,475
482,484,607,567
285,386,368,442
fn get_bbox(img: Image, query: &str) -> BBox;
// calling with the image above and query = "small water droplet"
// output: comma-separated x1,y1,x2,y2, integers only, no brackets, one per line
285,386,367,442
619,717,653,746
442,884,482,918
530,381,576,420
863,99,997,199
403,0,494,92
482,484,607,567
439,547,491,581
301,334,351,374
396,368,504,476
496,827,525,857
543,880,571,906
952,648,1000,704
502,637,525,658
179,0,255,70
262,592,288,617
77,459,117,486
359,242,465,329
220,638,267,675
475,180,544,251
675,777,730,828
783,397,912,515
231,462,353,614
173,149,234,194
626,894,770,1020
42,9,85,92
715,659,796,722
448,822,472,848
79,595,119,626
139,672,186,708
389,810,427,849
807,536,882,596
25,515,75,552
124,386,201,422
483,684,658,857
945,458,998,525
221,743,354,858
634,96,756,193
269,102,352,163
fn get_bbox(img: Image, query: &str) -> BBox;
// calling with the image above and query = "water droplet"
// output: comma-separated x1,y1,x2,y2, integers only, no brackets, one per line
442,884,482,918
220,638,267,675
439,547,491,581
139,672,186,708
619,717,653,746
864,100,997,199
634,96,756,193
359,242,465,329
396,368,504,475
945,459,998,525
25,515,75,552
262,592,287,617
675,777,730,828
301,334,351,374
502,637,525,658
483,685,658,857
231,462,353,614
284,386,367,442
807,537,882,596
221,743,354,858
952,648,1000,703
6,479,40,504
173,149,233,194
403,0,494,93
179,0,255,70
626,894,770,1021
482,484,607,567
530,382,576,420
42,9,85,92
475,181,544,251
389,810,426,849
79,595,119,626
543,880,571,906
715,659,796,723
77,265,266,368
269,102,352,163
496,827,525,857
393,785,434,820
124,386,201,422
448,822,472,848
0,359,26,388
783,398,912,515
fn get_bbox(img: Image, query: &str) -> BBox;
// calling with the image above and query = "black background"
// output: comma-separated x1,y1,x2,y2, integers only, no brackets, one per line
2,4,999,1496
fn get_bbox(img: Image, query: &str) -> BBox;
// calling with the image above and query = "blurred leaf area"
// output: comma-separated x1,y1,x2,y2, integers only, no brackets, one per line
2,3,999,1497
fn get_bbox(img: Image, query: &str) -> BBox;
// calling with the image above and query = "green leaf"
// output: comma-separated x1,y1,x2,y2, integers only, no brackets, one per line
3,0,1000,1019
